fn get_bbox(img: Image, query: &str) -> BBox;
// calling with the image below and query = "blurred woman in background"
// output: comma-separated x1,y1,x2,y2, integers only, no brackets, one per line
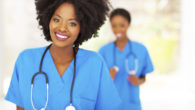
99,8,154,110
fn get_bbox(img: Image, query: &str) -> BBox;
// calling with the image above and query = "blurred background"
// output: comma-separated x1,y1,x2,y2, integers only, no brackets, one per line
0,0,195,109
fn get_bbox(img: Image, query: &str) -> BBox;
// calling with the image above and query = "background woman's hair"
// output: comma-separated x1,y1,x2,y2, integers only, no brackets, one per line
110,8,131,24
35,0,110,47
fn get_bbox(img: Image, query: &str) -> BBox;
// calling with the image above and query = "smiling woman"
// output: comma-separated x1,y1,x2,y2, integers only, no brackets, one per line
49,3,80,49
5,0,122,110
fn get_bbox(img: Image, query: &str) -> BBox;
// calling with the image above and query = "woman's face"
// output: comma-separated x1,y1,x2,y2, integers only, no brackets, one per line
110,15,130,40
49,2,80,48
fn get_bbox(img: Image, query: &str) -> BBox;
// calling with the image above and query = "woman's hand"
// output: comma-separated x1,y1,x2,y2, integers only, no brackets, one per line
109,67,118,80
128,75,146,86
17,106,24,110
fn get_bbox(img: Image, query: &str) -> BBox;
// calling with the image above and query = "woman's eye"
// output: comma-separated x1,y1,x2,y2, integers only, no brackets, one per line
120,24,125,27
53,18,60,22
69,22,77,26
112,25,116,28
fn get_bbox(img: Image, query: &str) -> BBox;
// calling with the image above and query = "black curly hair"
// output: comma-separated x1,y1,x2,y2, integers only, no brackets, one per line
35,0,110,47
110,8,131,24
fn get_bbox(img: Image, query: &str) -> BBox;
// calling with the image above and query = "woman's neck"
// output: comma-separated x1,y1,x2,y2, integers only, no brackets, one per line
115,36,129,51
49,44,74,64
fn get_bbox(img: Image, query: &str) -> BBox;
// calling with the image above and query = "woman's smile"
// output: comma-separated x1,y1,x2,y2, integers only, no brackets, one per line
55,32,70,41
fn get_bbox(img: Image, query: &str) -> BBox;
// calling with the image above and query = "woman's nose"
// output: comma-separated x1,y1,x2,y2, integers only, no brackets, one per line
59,22,68,32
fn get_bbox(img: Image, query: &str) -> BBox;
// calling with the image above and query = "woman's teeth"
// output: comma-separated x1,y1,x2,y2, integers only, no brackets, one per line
116,33,122,38
56,34,68,39
55,32,69,41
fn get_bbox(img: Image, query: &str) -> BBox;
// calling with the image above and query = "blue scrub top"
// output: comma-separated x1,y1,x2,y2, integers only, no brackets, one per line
99,41,154,110
5,46,121,110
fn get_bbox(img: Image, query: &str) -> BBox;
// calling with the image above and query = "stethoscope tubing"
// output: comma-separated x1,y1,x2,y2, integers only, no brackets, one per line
113,41,138,75
31,44,77,110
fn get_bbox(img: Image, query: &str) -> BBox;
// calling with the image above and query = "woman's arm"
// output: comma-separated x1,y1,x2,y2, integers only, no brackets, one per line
17,106,24,110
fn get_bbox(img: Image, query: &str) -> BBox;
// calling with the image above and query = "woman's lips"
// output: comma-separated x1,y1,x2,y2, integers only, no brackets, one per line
116,33,122,38
55,32,70,41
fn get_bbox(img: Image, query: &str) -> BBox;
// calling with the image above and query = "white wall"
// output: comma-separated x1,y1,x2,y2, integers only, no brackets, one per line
0,0,5,98
180,0,195,91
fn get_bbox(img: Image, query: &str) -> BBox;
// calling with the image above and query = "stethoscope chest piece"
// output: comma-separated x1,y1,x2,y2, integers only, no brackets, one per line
65,104,76,110
113,66,119,72
129,70,136,75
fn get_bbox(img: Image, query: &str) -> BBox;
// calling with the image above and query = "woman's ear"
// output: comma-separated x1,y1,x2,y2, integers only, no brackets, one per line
128,23,131,28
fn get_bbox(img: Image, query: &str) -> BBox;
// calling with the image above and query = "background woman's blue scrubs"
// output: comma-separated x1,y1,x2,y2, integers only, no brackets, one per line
5,46,121,110
99,41,154,110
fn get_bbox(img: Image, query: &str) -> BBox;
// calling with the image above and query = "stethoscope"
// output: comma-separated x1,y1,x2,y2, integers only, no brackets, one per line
31,44,77,110
113,40,138,75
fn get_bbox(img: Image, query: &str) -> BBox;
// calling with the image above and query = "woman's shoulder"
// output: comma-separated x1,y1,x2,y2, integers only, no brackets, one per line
99,42,114,52
101,42,114,49
78,48,105,62
18,46,48,59
131,40,147,51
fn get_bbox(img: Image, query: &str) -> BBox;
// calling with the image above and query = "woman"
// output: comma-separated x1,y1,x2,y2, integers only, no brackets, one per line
99,8,154,110
5,0,121,110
